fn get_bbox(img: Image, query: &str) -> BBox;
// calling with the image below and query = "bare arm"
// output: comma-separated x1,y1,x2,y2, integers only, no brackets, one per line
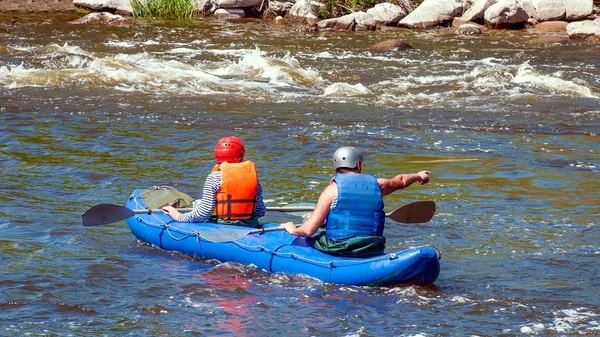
281,184,336,237
378,170,430,196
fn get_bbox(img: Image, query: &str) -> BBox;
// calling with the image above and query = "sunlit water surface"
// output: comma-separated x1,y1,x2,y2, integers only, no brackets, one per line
1,14,599,336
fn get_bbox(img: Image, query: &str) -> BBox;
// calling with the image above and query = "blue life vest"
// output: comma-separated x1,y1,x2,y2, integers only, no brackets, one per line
326,173,385,241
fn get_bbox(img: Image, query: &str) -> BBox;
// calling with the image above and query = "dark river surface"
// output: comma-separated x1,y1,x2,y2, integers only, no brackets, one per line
1,13,599,336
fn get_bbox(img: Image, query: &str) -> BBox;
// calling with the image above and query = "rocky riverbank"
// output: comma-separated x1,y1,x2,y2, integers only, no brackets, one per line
1,0,600,43
0,0,78,12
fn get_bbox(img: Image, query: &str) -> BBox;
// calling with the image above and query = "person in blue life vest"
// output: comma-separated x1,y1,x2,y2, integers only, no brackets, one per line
162,136,266,228
281,146,430,257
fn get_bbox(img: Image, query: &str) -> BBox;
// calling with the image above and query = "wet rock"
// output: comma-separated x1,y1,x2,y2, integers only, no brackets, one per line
316,18,337,30
567,18,600,42
454,22,484,35
68,12,133,26
334,11,376,31
192,0,217,15
314,12,376,31
214,0,261,8
214,8,245,19
533,21,568,31
369,39,414,52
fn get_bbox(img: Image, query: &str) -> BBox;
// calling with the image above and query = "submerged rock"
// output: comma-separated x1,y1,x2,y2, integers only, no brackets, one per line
369,39,414,52
68,12,133,26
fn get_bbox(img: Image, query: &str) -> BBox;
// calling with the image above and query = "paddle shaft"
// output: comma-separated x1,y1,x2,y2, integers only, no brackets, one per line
134,206,315,215
82,203,316,227
82,201,434,227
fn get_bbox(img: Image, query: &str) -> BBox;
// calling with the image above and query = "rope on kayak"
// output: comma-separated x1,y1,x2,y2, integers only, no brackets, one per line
131,193,197,242
130,193,439,268
231,240,395,268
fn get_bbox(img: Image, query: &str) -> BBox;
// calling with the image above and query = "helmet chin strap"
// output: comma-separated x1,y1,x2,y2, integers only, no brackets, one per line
357,162,362,173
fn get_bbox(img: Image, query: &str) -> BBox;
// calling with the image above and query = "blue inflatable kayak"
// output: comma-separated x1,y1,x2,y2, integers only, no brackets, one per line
125,189,440,286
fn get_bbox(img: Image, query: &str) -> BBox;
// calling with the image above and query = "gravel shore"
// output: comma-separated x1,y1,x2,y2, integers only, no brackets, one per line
0,0,77,12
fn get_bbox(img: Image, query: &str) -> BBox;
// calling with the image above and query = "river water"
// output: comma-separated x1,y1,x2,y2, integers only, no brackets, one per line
1,14,599,336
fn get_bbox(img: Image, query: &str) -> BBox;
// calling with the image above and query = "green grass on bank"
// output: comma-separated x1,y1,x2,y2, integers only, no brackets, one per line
131,0,423,19
322,0,423,19
131,0,195,19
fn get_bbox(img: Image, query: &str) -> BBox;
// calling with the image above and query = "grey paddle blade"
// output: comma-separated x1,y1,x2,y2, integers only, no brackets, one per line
387,201,436,223
199,228,255,243
199,226,286,243
82,204,135,226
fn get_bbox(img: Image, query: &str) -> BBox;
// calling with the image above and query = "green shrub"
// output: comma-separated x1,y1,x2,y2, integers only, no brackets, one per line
131,0,195,19
320,0,423,19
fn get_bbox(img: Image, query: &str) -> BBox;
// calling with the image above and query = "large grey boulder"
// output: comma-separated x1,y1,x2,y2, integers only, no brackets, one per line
287,0,321,24
336,11,376,30
521,0,593,22
73,0,133,15
366,3,410,27
214,0,262,8
567,18,600,41
316,11,376,31
269,0,294,17
398,0,465,29
484,0,528,29
460,0,497,23
521,0,594,22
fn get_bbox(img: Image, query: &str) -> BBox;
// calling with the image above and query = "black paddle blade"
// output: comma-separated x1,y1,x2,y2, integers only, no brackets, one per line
388,201,436,223
82,204,135,227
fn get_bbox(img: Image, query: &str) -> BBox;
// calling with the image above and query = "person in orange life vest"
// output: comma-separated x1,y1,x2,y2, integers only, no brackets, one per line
162,136,266,228
281,146,430,256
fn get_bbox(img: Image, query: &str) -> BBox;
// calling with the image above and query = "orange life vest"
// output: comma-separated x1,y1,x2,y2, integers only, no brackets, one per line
212,161,258,220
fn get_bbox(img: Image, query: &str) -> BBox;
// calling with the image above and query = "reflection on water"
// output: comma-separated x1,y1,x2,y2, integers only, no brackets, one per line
1,14,599,336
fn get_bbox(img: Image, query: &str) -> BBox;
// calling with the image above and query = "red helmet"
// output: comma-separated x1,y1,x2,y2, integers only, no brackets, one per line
214,136,245,163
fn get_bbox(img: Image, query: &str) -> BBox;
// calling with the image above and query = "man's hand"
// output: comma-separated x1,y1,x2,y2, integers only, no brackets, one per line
281,221,296,234
417,170,431,185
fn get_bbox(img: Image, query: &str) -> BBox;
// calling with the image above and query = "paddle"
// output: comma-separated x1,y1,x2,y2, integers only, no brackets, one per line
199,200,436,243
81,203,317,227
387,200,435,224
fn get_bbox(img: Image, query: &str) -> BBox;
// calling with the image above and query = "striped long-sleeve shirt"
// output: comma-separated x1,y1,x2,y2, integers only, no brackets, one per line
177,170,266,223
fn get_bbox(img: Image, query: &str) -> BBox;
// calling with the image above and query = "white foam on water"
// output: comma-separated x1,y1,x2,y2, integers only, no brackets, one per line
385,287,436,306
45,42,94,58
520,307,599,334
209,47,324,87
342,326,367,337
1,44,324,99
106,40,136,48
323,83,371,97
165,47,203,55
512,61,598,98
569,161,597,171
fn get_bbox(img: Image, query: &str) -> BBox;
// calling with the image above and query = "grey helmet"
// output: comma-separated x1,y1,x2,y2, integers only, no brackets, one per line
332,146,363,170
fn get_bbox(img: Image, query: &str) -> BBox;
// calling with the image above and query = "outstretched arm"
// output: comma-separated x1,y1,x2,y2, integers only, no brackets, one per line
378,170,430,197
282,184,336,237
